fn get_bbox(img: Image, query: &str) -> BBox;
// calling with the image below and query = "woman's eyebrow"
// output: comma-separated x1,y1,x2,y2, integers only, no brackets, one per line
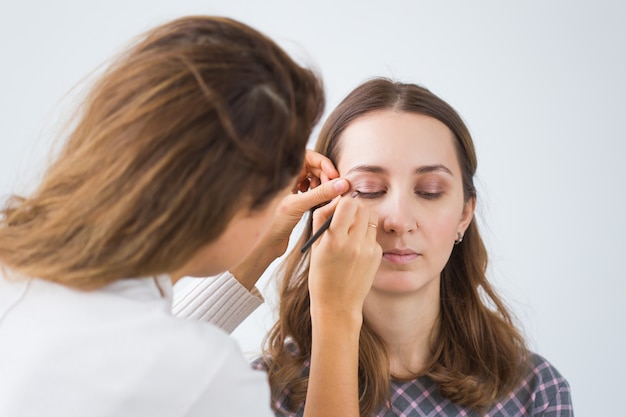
345,164,453,176
345,164,387,175
415,164,453,176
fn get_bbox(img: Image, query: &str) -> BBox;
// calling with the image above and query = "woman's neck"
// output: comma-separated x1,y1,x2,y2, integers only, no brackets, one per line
362,283,440,378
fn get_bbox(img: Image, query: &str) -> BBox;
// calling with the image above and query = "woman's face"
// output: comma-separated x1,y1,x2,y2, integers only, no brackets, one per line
335,110,474,296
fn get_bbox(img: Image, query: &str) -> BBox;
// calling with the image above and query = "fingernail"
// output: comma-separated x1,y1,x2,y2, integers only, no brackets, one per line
332,178,349,192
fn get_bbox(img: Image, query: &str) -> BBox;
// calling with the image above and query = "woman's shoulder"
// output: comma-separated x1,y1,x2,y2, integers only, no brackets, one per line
388,352,574,416
504,351,574,416
524,351,570,389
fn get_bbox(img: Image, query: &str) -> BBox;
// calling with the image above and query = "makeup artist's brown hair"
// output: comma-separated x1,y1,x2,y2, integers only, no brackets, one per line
263,78,528,415
0,16,324,290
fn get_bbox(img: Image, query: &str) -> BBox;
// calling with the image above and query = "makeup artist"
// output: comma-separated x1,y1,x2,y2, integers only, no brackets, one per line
0,16,377,417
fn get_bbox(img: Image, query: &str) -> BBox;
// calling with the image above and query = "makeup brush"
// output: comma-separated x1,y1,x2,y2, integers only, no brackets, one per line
300,191,360,253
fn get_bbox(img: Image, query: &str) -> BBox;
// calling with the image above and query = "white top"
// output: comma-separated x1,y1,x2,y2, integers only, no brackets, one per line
0,272,273,417
172,272,263,333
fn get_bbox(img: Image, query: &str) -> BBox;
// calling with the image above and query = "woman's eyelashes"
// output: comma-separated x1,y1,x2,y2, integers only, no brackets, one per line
416,179,446,200
352,189,444,200
354,190,385,199
351,176,447,200
416,190,443,200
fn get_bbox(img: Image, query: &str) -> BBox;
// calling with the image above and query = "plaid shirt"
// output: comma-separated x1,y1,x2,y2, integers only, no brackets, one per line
252,349,573,417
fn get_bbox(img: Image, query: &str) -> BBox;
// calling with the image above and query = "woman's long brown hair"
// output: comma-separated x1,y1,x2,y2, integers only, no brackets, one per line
263,78,528,415
0,16,324,290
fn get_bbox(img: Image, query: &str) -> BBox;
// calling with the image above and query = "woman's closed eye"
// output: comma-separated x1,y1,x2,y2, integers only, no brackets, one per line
415,178,447,200
354,189,443,199
416,190,443,200
354,190,385,199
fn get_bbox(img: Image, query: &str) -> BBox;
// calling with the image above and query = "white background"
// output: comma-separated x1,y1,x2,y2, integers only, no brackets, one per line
1,1,624,415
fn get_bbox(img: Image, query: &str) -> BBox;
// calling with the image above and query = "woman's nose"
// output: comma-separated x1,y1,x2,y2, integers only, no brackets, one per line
381,195,419,235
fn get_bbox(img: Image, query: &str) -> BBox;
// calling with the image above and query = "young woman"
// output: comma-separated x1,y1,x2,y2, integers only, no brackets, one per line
176,78,574,416
0,15,375,417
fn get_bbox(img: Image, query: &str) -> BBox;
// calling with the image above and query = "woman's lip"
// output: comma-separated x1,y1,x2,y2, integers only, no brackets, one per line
382,252,419,264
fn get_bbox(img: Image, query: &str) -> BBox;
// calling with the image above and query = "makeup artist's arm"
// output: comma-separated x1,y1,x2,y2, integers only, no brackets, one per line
230,181,349,290
172,151,347,328
304,195,382,417
230,151,346,290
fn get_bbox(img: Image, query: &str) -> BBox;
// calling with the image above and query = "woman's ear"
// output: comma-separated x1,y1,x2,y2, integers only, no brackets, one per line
458,196,476,233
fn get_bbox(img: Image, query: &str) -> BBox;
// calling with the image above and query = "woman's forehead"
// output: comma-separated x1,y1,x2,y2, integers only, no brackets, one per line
336,111,459,174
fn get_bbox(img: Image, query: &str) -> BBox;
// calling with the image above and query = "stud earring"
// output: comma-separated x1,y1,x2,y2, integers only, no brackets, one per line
454,232,463,245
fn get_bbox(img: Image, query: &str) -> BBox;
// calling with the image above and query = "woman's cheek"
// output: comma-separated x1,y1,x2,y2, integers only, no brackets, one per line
425,209,461,241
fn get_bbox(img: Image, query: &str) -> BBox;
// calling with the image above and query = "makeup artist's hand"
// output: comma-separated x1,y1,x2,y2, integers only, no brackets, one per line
294,150,339,192
230,151,349,290
303,196,381,417
308,195,382,317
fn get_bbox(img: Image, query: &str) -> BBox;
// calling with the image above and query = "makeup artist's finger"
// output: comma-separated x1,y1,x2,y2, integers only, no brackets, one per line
294,152,338,193
293,178,349,214
293,151,338,193
311,196,341,228
365,211,379,238
348,201,370,236
315,195,359,237
305,150,339,182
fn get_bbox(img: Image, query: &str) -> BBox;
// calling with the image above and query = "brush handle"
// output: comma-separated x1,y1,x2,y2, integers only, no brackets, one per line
299,213,334,253
299,191,359,254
